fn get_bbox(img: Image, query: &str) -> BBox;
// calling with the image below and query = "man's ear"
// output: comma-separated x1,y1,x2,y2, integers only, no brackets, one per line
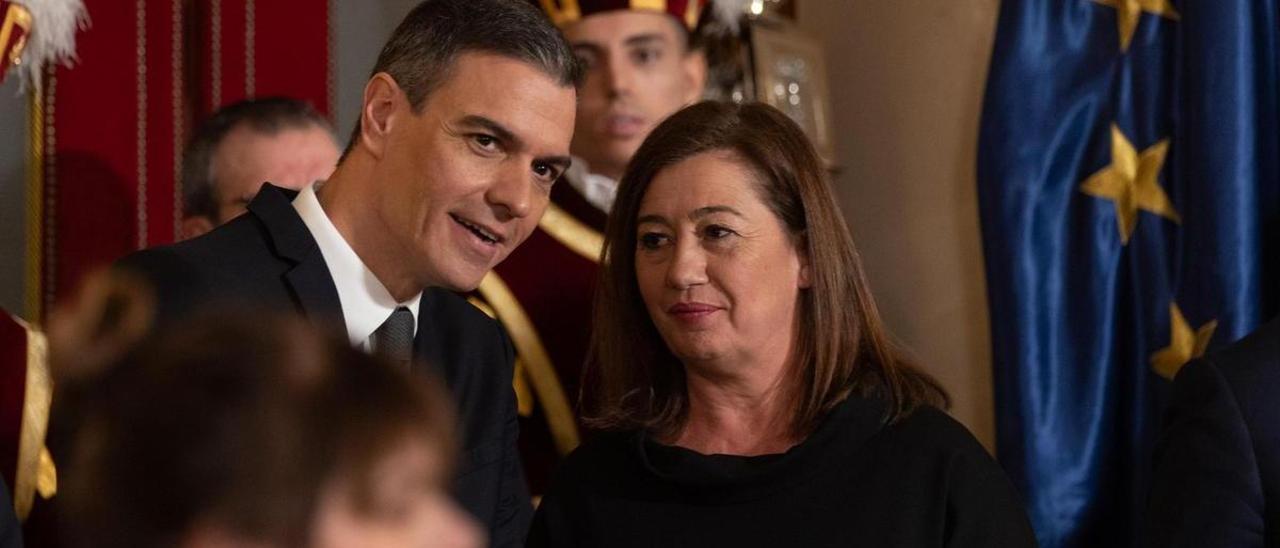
359,73,403,160
682,48,709,104
179,216,215,241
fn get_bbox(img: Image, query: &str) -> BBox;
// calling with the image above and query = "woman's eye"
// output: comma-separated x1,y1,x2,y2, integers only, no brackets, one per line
704,225,735,240
638,232,669,250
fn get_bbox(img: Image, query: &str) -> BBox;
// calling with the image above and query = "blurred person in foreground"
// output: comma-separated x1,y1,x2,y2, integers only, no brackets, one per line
527,102,1038,547
118,1,580,543
1147,316,1280,547
179,97,340,240
48,273,481,548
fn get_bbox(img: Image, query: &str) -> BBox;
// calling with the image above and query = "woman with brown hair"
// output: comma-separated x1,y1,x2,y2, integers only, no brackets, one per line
528,102,1036,547
48,273,482,548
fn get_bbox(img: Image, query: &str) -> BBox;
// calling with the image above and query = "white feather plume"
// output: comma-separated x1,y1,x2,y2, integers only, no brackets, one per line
709,0,752,34
14,0,89,90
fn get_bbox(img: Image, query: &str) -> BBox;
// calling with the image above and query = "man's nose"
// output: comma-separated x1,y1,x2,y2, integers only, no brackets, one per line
486,162,534,222
604,53,634,99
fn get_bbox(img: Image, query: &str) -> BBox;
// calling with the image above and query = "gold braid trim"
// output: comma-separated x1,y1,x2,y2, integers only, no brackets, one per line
477,274,579,455
13,315,54,521
630,0,667,11
25,75,43,322
684,0,700,28
0,3,32,67
537,203,603,264
539,0,581,27
467,296,535,417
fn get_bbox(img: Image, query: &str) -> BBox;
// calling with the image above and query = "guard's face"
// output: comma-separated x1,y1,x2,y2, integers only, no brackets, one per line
564,11,705,179
369,53,576,291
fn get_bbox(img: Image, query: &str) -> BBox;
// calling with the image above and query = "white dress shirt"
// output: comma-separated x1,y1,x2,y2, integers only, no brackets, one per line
293,183,421,350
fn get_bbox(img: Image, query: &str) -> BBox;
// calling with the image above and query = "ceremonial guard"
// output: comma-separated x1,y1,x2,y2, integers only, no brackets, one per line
472,0,710,496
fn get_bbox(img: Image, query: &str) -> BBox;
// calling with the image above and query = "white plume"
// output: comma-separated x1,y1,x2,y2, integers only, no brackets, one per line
15,0,90,91
709,0,752,34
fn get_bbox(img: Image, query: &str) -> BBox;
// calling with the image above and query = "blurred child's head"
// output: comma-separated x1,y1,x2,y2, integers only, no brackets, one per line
51,271,481,548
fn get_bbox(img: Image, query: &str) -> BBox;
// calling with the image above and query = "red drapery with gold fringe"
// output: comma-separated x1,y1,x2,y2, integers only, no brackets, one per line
26,0,331,322
17,2,331,542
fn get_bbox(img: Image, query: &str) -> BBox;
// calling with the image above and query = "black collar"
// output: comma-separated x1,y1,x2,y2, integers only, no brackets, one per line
246,183,315,263
246,182,345,327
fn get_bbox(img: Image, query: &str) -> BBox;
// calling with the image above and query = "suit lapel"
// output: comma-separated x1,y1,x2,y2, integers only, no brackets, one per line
285,256,345,328
248,184,345,328
415,289,445,377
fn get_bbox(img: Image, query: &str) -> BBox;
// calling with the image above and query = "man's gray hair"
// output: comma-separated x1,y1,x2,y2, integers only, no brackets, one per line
341,0,581,157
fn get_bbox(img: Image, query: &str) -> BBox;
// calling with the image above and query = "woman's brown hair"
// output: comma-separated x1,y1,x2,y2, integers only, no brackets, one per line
586,101,948,439
49,271,456,548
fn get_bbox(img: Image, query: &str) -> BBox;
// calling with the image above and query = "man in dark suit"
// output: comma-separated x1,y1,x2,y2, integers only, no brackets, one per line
1147,316,1280,547
118,1,580,545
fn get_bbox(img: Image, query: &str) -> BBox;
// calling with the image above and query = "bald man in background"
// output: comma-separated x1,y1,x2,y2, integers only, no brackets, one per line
179,97,340,240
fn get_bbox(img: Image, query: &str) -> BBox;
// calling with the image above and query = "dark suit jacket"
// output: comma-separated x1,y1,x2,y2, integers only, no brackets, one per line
118,184,532,546
1147,317,1280,547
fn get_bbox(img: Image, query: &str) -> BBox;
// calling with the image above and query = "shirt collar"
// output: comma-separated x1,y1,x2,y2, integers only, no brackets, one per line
293,183,421,347
564,156,618,213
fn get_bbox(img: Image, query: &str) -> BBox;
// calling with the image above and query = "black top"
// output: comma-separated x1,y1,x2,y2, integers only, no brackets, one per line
529,396,1037,547
116,184,531,546
1147,316,1280,547
0,477,20,548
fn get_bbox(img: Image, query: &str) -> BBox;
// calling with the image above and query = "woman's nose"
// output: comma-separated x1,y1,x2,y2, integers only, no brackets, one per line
665,238,708,289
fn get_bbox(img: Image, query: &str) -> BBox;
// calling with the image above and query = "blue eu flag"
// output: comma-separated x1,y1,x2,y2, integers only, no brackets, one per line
977,1,1280,546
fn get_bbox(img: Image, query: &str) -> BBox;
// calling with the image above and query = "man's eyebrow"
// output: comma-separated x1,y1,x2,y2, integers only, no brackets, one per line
458,115,518,146
570,42,603,55
459,115,570,172
541,155,573,173
573,33,669,53
690,205,743,220
624,33,668,48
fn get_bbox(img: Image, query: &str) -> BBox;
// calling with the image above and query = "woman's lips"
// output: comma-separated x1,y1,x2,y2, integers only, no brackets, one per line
667,302,721,322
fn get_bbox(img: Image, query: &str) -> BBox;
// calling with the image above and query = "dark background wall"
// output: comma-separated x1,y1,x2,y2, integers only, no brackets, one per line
797,0,1001,449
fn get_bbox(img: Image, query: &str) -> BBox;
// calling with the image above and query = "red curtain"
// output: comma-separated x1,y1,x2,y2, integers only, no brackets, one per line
28,0,331,320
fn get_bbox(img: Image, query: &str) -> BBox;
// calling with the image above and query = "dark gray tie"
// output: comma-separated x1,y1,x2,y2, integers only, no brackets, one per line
373,307,415,369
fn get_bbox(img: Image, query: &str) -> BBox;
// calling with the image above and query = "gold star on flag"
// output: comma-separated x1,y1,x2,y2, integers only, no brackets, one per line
1080,124,1181,244
1092,0,1180,51
1150,303,1217,379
